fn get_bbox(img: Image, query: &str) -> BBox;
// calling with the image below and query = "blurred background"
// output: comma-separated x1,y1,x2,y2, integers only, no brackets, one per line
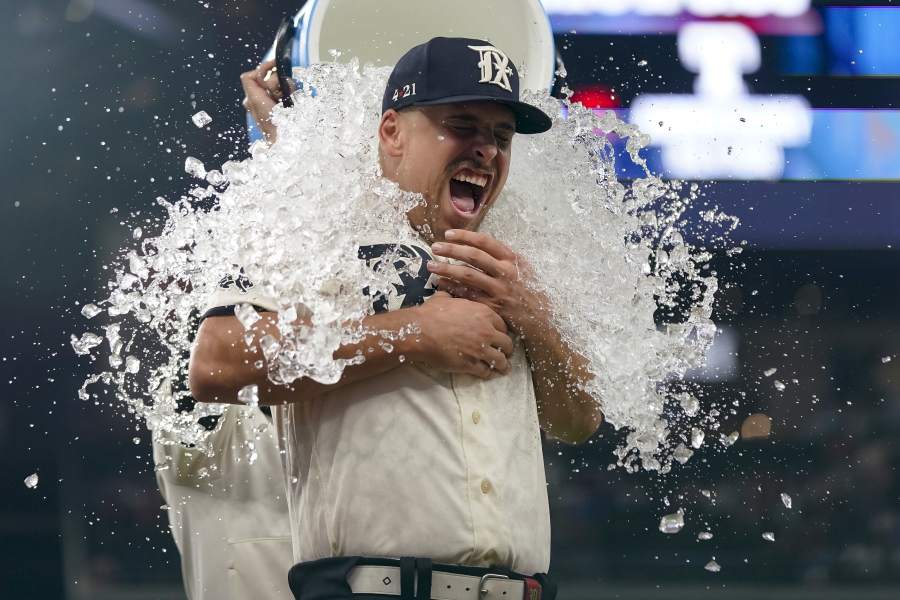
1,1,898,598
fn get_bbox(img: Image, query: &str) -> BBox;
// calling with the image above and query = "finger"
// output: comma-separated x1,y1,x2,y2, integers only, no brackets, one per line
481,346,510,374
431,241,502,277
434,277,483,300
470,360,494,380
427,261,502,296
444,229,516,261
431,290,453,299
489,331,514,357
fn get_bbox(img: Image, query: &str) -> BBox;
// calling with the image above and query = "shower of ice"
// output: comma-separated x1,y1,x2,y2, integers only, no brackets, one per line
74,61,733,466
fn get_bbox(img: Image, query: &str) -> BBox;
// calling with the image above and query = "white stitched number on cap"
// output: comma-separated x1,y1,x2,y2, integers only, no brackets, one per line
392,83,417,102
467,45,513,92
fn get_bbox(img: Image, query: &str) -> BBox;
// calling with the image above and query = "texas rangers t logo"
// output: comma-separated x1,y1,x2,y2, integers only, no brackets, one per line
467,44,513,92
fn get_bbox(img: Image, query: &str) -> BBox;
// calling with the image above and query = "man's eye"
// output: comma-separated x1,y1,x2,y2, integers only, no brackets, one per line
447,124,474,133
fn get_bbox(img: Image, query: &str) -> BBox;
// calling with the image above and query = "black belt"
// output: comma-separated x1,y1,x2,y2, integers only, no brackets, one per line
288,556,557,600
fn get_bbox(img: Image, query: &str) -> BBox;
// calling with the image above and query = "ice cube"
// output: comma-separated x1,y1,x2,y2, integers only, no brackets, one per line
691,428,705,449
882,356,892,363
762,531,775,542
673,443,693,465
24,473,39,489
704,560,721,573
71,332,103,355
133,227,143,239
125,356,140,374
191,110,213,128
679,393,699,417
659,510,684,534
697,531,713,541
721,431,739,447
80,303,102,319
133,437,141,445
763,367,777,377
206,169,226,187
238,384,259,407
234,303,261,330
773,380,786,392
780,492,792,509
184,156,207,179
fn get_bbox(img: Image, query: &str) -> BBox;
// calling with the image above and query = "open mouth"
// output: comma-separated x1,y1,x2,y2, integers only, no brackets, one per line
448,168,491,216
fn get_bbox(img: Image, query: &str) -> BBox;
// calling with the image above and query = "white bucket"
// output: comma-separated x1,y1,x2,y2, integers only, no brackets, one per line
289,0,556,92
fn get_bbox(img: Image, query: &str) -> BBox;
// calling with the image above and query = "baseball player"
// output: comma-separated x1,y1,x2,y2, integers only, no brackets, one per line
190,37,603,600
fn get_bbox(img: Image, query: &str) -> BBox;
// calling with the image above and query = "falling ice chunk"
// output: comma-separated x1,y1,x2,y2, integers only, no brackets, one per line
704,560,721,573
659,510,684,534
721,431,739,447
762,532,775,542
698,531,713,541
184,156,207,179
773,380,786,391
133,227,143,240
259,335,280,360
690,428,705,449
132,437,141,445
206,169,226,187
673,443,693,465
238,384,259,407
234,303,261,330
679,393,699,417
763,367,777,377
637,59,648,67
125,356,140,374
700,489,712,498
24,473,39,489
80,303,102,319
780,492,792,509
191,110,213,128
882,356,892,363
71,332,103,355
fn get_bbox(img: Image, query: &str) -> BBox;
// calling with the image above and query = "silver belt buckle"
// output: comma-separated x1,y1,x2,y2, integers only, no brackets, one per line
479,573,510,597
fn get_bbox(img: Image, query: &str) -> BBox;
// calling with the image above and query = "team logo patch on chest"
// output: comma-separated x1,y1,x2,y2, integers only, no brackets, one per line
468,44,514,92
358,244,436,313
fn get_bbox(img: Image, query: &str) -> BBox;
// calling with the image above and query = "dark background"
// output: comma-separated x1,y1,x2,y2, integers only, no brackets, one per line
1,1,897,598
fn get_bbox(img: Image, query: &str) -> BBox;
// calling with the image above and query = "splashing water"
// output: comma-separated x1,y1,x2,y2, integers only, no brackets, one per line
74,61,734,467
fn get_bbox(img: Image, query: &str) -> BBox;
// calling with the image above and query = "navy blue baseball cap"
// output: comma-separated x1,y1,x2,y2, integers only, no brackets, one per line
382,37,552,135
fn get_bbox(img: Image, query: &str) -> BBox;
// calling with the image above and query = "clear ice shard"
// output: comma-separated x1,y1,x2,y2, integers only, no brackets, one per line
192,110,213,128
704,560,721,573
697,531,713,540
659,510,684,534
80,303,102,319
184,156,207,179
71,332,103,355
780,492,792,509
234,303,261,330
690,428,705,449
773,380,786,391
763,367,777,377
721,431,739,447
673,443,693,464
238,384,259,407
24,473,39,489
125,356,140,374
762,531,775,542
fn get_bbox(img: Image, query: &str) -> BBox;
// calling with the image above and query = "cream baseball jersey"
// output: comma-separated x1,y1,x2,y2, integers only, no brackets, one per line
201,240,551,575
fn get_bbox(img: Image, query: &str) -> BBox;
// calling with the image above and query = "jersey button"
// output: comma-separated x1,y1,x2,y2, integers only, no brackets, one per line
480,479,492,494
472,410,481,425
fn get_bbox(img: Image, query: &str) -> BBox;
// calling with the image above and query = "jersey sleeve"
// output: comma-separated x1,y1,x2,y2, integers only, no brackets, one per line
201,272,280,321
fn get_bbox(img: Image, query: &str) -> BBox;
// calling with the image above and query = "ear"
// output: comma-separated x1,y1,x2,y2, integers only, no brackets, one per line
378,109,404,158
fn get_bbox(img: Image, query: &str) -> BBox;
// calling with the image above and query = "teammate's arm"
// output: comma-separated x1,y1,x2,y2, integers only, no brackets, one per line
189,292,513,406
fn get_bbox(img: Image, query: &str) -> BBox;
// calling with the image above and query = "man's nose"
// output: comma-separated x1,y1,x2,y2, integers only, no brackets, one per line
473,137,499,163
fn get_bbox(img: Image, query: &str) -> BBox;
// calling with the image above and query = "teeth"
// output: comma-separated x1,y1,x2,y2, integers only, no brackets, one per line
452,171,488,188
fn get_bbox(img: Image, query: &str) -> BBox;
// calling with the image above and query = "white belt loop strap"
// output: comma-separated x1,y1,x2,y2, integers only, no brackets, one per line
347,566,527,600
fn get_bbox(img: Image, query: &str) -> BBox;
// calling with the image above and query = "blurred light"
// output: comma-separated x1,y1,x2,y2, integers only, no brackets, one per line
629,22,811,179
741,413,772,439
686,325,739,382
571,85,619,109
540,0,810,18
65,0,95,23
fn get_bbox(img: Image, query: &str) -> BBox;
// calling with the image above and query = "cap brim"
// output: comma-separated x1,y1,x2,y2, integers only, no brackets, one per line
408,94,553,134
